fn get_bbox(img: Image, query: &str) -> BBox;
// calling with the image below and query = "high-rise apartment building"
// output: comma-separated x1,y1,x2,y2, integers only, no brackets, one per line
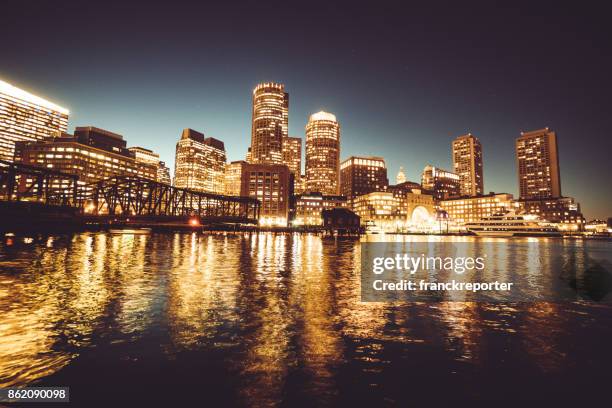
339,156,388,201
421,165,461,201
174,128,226,194
516,128,561,199
128,146,171,184
238,162,291,226
452,133,483,196
282,136,302,176
305,111,340,195
250,82,288,164
0,79,69,162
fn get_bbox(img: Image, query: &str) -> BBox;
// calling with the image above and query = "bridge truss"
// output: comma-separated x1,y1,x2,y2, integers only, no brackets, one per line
90,176,260,223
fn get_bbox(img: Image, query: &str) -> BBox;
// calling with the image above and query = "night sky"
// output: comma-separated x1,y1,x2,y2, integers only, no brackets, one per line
2,1,610,218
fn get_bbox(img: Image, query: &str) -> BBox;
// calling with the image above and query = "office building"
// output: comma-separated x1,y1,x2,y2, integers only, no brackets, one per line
291,192,347,226
128,146,171,184
294,174,306,195
421,165,461,201
352,191,404,230
452,133,483,196
239,162,291,226
174,128,226,194
518,196,584,229
282,136,302,176
339,156,388,201
224,160,247,196
0,79,69,162
305,111,340,195
516,128,561,199
250,82,288,164
158,162,171,185
439,193,515,225
13,127,157,188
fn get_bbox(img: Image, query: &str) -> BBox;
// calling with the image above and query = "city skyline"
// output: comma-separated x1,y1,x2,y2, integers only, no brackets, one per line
1,2,611,219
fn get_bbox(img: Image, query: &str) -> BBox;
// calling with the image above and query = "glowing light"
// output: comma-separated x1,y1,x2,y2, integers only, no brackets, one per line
310,111,337,122
0,79,69,114
189,218,201,227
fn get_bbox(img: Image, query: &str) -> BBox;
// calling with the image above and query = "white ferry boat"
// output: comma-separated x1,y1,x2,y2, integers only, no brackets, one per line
465,211,561,237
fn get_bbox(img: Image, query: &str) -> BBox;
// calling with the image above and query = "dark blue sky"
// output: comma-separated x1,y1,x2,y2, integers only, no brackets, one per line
2,1,611,218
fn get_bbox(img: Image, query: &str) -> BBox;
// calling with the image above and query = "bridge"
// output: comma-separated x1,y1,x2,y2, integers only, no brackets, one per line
87,175,260,223
0,160,260,229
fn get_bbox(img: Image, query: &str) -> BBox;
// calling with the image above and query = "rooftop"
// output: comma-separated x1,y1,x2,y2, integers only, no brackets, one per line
0,79,69,115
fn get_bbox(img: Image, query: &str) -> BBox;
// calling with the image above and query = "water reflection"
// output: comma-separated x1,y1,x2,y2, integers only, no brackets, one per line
0,233,611,406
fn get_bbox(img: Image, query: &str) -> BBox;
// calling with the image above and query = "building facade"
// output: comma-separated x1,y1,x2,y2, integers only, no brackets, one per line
291,192,347,226
224,160,247,196
128,146,171,184
239,162,291,226
439,193,515,225
339,156,388,201
174,128,226,194
305,111,340,195
452,133,483,196
517,196,584,229
250,82,288,164
158,162,171,185
516,128,561,199
13,127,157,189
352,192,404,230
421,165,461,201
1,79,69,162
282,136,302,176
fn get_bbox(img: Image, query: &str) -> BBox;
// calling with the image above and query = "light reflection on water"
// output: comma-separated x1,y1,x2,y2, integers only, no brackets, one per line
0,232,611,406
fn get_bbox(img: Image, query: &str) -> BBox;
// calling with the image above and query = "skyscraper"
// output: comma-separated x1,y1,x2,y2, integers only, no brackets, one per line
339,156,388,201
452,133,483,196
174,128,226,193
516,128,561,199
282,136,302,176
305,111,340,195
0,79,69,162
250,82,288,164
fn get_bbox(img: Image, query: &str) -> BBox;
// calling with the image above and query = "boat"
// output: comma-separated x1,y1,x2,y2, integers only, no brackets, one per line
109,228,152,235
465,211,561,237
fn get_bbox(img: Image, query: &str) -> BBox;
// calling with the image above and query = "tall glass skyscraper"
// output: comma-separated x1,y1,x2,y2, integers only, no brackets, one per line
305,111,340,195
0,79,69,162
250,82,288,164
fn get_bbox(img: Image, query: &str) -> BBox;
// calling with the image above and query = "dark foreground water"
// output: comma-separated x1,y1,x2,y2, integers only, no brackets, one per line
1,232,611,407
